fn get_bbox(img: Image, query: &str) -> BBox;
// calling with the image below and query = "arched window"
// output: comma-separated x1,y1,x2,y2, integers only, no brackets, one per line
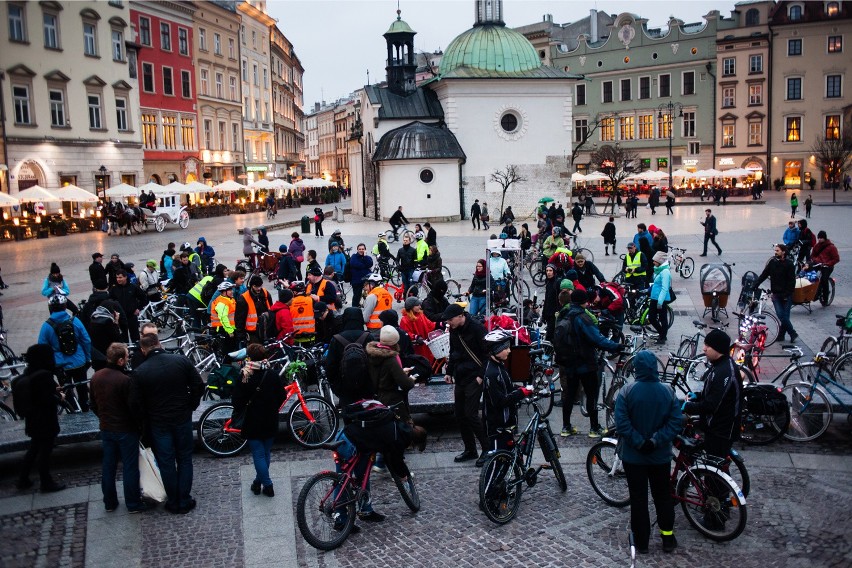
789,5,803,21
745,9,759,25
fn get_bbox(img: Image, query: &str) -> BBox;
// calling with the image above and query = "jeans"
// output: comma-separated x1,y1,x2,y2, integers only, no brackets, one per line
454,376,486,453
150,420,194,509
101,430,142,510
624,461,674,549
469,295,486,317
648,300,668,340
702,233,722,255
560,369,600,430
401,269,414,295
771,293,796,340
248,438,274,488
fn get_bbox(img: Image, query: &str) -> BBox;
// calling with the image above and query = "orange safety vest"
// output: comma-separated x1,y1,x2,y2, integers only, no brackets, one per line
210,295,235,329
241,290,272,331
290,295,315,335
367,287,393,329
306,278,327,299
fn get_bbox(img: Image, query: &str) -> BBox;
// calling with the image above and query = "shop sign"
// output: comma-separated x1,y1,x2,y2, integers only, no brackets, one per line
17,162,38,181
683,159,699,166
718,157,735,166
657,158,668,168
246,166,268,172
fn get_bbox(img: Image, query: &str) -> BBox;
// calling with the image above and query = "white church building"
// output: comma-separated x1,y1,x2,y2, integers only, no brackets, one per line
350,0,577,222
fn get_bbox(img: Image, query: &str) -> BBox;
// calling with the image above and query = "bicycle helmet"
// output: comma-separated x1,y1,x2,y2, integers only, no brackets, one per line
48,293,68,306
217,281,235,291
181,242,192,251
484,329,513,355
291,281,307,294
499,232,508,239
415,231,425,240
378,233,386,239
365,273,383,284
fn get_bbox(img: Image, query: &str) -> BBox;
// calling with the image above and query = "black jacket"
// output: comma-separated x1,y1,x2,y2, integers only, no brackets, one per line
81,291,112,331
169,264,197,294
755,256,796,296
389,209,409,226
89,311,123,356
601,222,616,242
105,260,127,288
684,355,740,440
326,308,369,393
482,358,525,438
575,261,606,290
447,315,487,381
231,368,287,439
422,292,449,324
470,203,482,217
130,350,204,427
23,370,61,438
396,244,416,270
109,283,148,318
89,262,106,287
572,204,583,221
426,227,437,247
235,289,272,331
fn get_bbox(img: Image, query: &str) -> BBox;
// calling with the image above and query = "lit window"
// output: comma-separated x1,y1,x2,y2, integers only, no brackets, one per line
181,117,195,150
785,117,801,141
142,113,157,149
825,115,841,140
162,115,177,149
722,87,735,107
828,36,842,53
748,122,762,145
600,117,615,141
639,114,653,139
827,2,839,17
722,124,735,147
657,114,672,139
749,84,763,105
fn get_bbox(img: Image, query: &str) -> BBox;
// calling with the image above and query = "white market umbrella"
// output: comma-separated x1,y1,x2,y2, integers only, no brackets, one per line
138,182,165,194
15,185,60,203
671,169,694,178
213,179,244,192
184,181,212,194
723,168,752,178
54,184,99,203
0,192,20,206
571,172,586,182
105,183,139,198
162,181,188,194
695,169,725,178
583,171,609,181
249,178,273,190
270,178,296,190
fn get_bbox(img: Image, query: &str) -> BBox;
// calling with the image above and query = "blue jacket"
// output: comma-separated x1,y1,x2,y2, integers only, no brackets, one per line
42,278,70,298
633,231,653,254
650,263,672,304
559,304,621,374
614,351,683,465
325,251,347,276
195,237,216,269
38,311,92,370
349,253,374,286
782,226,800,247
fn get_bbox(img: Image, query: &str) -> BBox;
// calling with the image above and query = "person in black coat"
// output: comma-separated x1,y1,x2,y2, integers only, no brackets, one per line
541,264,561,343
424,222,437,247
109,270,148,342
89,253,107,290
88,301,124,368
421,279,450,324
326,307,371,404
482,333,532,452
232,344,287,497
105,254,127,288
16,344,65,492
601,217,617,256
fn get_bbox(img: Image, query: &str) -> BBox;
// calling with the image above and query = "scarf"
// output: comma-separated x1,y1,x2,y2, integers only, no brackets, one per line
474,259,487,278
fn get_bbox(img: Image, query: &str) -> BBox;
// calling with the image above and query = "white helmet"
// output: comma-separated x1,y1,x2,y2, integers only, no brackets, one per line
484,329,513,355
378,233,386,239
182,242,192,251
415,231,425,240
365,273,383,284
217,281,235,291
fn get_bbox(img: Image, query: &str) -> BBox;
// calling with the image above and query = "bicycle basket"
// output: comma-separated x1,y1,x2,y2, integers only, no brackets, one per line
742,384,786,415
700,263,732,295
426,332,451,359
740,271,759,291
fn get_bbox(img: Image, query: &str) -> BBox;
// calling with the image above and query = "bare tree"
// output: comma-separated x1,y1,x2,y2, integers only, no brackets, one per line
811,135,852,204
569,114,603,171
589,144,645,214
490,165,528,218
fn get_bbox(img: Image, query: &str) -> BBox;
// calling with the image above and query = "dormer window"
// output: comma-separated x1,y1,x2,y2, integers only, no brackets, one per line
826,2,840,17
745,8,759,25
789,4,803,21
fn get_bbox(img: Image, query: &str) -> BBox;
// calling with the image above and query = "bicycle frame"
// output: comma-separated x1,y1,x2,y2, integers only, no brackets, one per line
797,365,852,414
223,378,318,434
321,451,375,515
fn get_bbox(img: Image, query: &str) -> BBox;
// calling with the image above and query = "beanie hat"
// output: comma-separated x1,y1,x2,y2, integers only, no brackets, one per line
565,269,578,280
278,289,294,303
404,296,421,311
817,230,827,239
249,275,264,287
146,259,158,268
379,309,399,327
559,279,574,291
379,325,400,346
652,251,668,264
571,289,589,304
704,329,731,354
648,225,658,234
50,263,61,274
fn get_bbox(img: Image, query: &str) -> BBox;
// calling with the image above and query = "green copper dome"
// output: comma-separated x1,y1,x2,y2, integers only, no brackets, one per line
385,15,415,36
440,24,541,76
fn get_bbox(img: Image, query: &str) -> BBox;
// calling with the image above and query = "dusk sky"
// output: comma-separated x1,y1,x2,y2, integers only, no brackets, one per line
268,0,733,108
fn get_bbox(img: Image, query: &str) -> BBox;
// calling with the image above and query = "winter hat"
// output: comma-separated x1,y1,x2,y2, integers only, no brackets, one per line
441,303,465,320
817,230,827,239
379,325,400,346
560,279,574,291
570,289,589,304
565,269,578,281
404,297,421,311
278,289,294,303
50,263,61,274
652,251,668,264
648,225,658,234
249,275,264,287
379,309,399,327
308,266,323,277
704,329,731,354
25,344,56,373
146,259,158,268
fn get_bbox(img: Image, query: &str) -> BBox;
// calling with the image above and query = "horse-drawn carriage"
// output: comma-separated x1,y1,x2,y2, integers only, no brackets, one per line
142,193,189,232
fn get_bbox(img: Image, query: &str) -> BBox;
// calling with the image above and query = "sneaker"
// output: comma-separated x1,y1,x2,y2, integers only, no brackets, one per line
588,426,606,438
560,426,579,437
358,510,386,522
661,534,678,553
250,480,261,495
128,503,150,514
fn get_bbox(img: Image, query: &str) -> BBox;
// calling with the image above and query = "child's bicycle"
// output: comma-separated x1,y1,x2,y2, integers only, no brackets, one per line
296,437,420,550
478,391,566,524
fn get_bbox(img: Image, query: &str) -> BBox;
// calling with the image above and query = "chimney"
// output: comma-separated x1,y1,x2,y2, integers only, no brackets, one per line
590,9,598,43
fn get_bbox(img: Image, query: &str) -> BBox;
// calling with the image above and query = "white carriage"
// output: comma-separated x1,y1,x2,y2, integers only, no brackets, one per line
143,193,189,232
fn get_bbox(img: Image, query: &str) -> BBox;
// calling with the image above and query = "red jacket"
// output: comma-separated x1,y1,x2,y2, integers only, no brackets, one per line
270,301,294,343
811,240,840,267
598,282,625,313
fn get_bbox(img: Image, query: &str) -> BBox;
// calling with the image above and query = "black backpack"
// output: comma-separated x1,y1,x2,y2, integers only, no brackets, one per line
342,257,352,283
200,279,218,305
11,373,34,419
257,310,279,343
330,332,371,399
47,318,79,356
553,311,579,366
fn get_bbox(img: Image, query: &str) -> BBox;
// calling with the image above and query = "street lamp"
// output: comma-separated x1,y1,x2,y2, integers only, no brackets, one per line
657,101,684,190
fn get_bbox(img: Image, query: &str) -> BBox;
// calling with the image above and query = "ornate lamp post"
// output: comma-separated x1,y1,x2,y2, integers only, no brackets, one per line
657,101,684,190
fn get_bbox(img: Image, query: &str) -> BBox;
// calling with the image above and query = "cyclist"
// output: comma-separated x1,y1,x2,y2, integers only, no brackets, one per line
804,230,839,305
210,281,238,355
488,250,511,304
265,193,277,218
242,227,264,270
796,219,816,265
754,244,797,343
622,241,649,290
482,330,533,452
306,266,339,309
361,273,392,331
396,234,417,294
372,233,393,279
573,254,605,290
38,294,92,412
414,232,429,267
389,206,409,238
195,237,216,275
543,227,570,258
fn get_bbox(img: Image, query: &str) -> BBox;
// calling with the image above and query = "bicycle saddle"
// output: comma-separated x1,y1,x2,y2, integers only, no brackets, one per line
675,434,698,451
319,440,347,451
629,325,644,334
528,349,545,356
496,425,518,435
692,320,707,329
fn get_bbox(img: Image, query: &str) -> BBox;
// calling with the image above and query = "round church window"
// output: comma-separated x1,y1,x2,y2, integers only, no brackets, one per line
500,112,519,133
419,168,434,184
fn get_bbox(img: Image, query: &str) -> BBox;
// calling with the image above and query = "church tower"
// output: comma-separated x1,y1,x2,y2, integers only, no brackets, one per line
383,10,418,95
474,0,504,26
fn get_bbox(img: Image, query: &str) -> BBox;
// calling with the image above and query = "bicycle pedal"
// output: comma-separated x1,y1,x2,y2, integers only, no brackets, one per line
539,463,552,470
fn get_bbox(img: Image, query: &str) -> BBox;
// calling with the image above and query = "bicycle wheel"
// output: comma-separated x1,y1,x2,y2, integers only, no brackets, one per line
711,296,720,322
576,248,594,263
383,229,397,243
586,440,629,507
478,450,523,524
677,467,747,542
444,279,462,297
680,257,695,278
0,402,17,421
727,451,751,498
388,265,402,287
831,352,852,388
288,395,338,448
781,382,832,442
603,377,625,430
530,260,547,287
739,391,789,446
759,312,781,347
612,270,626,286
197,403,247,457
821,336,841,360
391,470,420,513
296,471,355,551
188,346,216,379
819,279,835,307
778,361,827,388
511,279,530,303
538,429,567,492
441,266,452,280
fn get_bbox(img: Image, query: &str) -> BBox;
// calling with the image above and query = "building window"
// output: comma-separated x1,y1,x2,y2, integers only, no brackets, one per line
200,69,208,96
160,22,171,51
215,73,223,98
659,74,671,97
620,78,631,101
253,64,258,86
264,142,271,160
142,113,157,148
88,94,102,129
112,30,123,61
240,25,245,45
218,121,226,150
181,117,195,150
229,76,237,101
576,84,586,105
827,2,840,17
9,4,26,42
825,115,841,139
254,100,260,121
638,114,653,139
748,122,762,145
162,67,173,96
788,38,802,56
264,103,269,122
162,115,176,149
828,36,842,53
722,124,735,147
232,123,240,151
682,112,696,137
181,70,191,98
251,29,256,48
142,63,154,92
419,169,434,184
139,17,150,46
723,58,736,76
49,89,66,127
43,13,59,49
826,74,842,98
746,8,760,25
600,117,615,141
500,112,519,133
574,118,588,143
115,97,128,131
12,85,31,124
682,71,695,95
242,60,248,82
749,54,763,73
688,141,701,155
639,76,650,99
785,117,801,141
722,87,735,108
657,114,672,139
214,33,221,55
199,28,207,51
178,27,188,55
83,23,97,56
787,77,802,100
602,81,613,103
228,38,235,58
203,119,212,149
619,116,635,140
244,97,250,119
749,84,763,105
263,68,268,88
789,5,802,20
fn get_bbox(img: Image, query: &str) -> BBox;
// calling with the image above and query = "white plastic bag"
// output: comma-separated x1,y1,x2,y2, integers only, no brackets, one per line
138,444,167,503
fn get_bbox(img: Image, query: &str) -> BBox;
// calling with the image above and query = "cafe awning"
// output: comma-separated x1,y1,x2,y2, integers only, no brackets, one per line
14,185,61,203
0,192,20,206
105,183,140,198
54,184,99,203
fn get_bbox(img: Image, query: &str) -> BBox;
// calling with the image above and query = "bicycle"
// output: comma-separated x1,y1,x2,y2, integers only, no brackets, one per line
55,370,91,414
296,436,419,551
411,268,462,300
586,425,748,542
780,352,850,442
0,378,20,420
667,246,695,279
383,223,414,244
197,356,338,455
822,312,852,361
736,288,780,347
622,285,674,331
675,319,730,383
805,262,836,307
478,391,566,524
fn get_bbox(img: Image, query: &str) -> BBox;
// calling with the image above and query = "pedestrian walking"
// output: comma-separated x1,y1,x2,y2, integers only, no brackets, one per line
699,209,722,256
470,199,482,230
481,202,491,230
571,202,584,233
754,244,797,343
288,232,306,279
804,193,813,219
665,190,675,215
313,207,324,237
844,174,851,192
614,350,682,555
790,193,798,218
